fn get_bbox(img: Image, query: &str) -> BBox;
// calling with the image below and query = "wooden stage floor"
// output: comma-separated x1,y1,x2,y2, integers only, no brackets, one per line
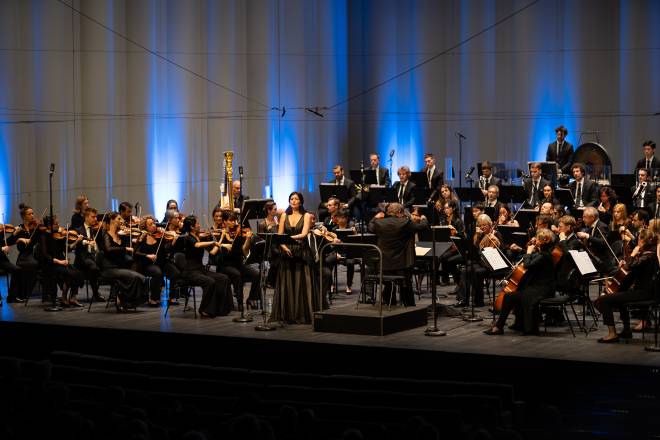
2,278,660,369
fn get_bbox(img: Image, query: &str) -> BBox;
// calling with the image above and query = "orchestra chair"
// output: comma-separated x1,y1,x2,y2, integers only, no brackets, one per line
624,299,659,341
538,295,578,337
164,253,197,319
87,276,121,312
0,268,9,305
360,249,406,310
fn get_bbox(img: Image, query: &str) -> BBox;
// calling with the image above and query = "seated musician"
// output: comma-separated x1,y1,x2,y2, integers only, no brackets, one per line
39,215,85,307
6,203,40,303
523,163,550,209
0,224,21,306
70,195,89,230
368,203,428,306
439,200,465,286
321,197,341,227
392,166,416,211
232,181,247,213
540,184,559,207
497,204,519,228
552,215,585,316
433,184,461,224
74,207,104,302
485,228,557,335
569,163,598,208
214,212,261,310
161,199,179,224
159,210,185,304
99,212,146,311
594,229,658,342
649,185,660,219
453,214,502,308
134,216,167,306
619,209,649,250
632,168,654,210
329,165,358,211
478,161,500,197
576,207,616,274
484,185,503,212
324,209,357,294
596,187,617,226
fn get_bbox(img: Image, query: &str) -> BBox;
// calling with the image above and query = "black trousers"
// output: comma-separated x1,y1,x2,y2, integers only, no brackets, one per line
457,263,488,305
8,253,38,300
217,262,262,304
595,289,653,329
44,263,85,298
440,249,462,283
183,269,233,316
137,263,164,301
496,286,554,333
325,253,355,287
74,255,100,297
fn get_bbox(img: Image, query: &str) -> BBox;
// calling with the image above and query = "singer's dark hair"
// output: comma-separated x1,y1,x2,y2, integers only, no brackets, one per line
642,140,656,150
555,125,568,136
285,192,306,215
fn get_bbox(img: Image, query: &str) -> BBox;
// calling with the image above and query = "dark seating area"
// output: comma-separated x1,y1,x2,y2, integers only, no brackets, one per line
0,350,568,440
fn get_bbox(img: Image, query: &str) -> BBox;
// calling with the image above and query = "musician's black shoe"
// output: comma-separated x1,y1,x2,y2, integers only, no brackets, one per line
484,327,504,335
92,294,106,302
597,336,619,343
618,330,633,339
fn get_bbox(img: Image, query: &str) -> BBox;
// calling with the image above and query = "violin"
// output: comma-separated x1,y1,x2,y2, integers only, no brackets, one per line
0,223,16,234
52,227,81,243
149,229,178,241
312,225,337,241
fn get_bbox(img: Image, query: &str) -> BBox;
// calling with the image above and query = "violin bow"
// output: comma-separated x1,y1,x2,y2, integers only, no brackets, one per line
154,218,171,257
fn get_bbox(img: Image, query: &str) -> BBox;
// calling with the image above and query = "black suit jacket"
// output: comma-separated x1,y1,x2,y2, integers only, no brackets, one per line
546,141,574,173
371,167,391,188
392,181,416,211
649,202,660,219
522,178,550,207
328,177,358,210
569,179,598,207
631,183,655,209
582,220,615,272
368,215,429,271
635,156,660,171
422,167,444,191
74,224,97,263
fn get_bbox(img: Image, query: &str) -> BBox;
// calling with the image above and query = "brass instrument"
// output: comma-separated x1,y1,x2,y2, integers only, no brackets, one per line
219,151,235,210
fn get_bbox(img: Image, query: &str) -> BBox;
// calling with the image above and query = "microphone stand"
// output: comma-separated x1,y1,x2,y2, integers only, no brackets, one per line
255,226,276,331
46,163,62,312
360,162,366,240
425,195,446,337
462,173,482,322
458,133,465,188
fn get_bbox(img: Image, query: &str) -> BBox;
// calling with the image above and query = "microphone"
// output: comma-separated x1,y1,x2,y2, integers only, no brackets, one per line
50,163,55,175
464,166,475,179
389,149,395,158
455,132,466,140
239,166,244,178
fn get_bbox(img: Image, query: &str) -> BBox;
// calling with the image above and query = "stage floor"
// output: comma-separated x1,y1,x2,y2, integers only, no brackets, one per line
2,278,660,369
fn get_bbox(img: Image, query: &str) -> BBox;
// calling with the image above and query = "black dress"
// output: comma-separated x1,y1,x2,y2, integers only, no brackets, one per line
99,230,145,307
181,234,233,317
6,225,39,301
134,237,165,302
38,232,84,299
271,214,322,324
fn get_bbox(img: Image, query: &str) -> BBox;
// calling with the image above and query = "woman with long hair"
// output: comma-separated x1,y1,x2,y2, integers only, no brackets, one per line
6,203,39,303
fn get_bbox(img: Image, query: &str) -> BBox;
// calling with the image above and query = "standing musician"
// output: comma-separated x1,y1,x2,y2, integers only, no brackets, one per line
5,203,40,303
232,181,246,213
214,212,262,310
485,228,557,336
635,140,658,173
523,163,550,208
453,214,502,308
98,212,146,312
576,207,616,274
478,161,501,197
180,215,233,318
134,216,167,306
631,168,654,209
569,163,598,208
38,215,85,307
329,165,358,212
369,153,391,187
392,166,416,211
70,195,89,230
545,125,574,174
438,200,465,286
594,229,658,342
423,153,444,200
74,207,104,302
368,203,428,307
258,201,281,288
649,186,660,219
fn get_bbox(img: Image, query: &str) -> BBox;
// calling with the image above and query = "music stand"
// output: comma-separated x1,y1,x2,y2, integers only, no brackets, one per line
456,187,483,203
241,199,273,226
319,183,349,204
499,186,527,204
367,187,397,206
412,187,432,205
417,226,452,243
350,169,377,185
555,188,574,209
515,209,538,230
411,171,429,188
497,225,527,248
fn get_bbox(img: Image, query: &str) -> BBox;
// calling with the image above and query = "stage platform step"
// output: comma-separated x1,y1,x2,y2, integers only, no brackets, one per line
313,304,428,336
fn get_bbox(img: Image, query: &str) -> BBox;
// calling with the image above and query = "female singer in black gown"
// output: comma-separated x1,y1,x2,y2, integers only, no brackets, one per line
6,203,39,303
99,212,145,311
180,215,233,318
271,191,325,324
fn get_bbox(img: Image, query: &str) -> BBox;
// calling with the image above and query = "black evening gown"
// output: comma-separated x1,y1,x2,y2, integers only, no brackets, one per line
99,231,146,307
270,214,324,324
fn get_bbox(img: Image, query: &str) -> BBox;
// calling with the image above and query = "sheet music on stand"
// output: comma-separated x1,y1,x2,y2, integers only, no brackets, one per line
481,247,510,272
568,250,598,275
